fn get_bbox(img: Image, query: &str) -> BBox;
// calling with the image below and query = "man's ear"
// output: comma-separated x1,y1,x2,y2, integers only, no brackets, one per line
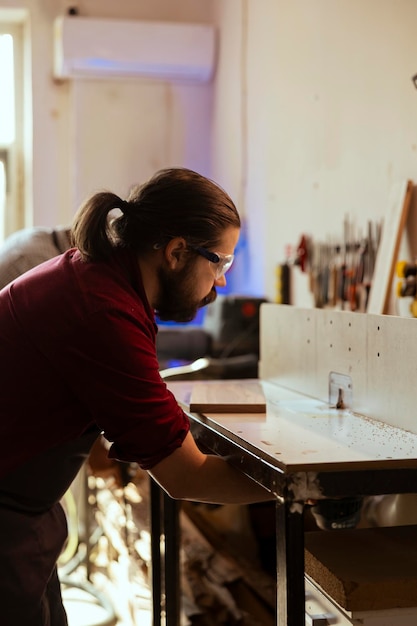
164,237,188,269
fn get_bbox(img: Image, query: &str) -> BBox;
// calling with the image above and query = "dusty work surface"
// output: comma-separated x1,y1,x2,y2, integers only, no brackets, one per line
168,380,417,473
305,525,417,611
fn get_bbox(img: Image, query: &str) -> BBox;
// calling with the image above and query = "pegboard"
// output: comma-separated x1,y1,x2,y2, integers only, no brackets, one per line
259,303,417,434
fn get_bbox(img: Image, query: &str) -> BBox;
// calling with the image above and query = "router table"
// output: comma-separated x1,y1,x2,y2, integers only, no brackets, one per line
153,304,417,626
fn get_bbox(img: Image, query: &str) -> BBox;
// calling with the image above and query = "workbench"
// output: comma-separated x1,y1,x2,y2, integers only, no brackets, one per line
153,304,417,626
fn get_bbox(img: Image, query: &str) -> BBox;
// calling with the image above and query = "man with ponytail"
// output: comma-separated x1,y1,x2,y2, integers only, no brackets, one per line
0,167,273,625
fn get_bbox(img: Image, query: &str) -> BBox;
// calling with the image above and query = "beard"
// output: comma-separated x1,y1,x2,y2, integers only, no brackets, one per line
155,263,217,323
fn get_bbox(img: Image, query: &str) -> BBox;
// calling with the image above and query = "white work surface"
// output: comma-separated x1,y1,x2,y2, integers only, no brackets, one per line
169,378,417,474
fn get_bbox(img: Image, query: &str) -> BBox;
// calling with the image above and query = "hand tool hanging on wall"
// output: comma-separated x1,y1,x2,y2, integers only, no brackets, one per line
276,245,292,304
293,217,382,312
395,259,417,317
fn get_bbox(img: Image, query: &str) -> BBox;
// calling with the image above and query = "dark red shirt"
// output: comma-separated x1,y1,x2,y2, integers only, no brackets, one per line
0,247,190,479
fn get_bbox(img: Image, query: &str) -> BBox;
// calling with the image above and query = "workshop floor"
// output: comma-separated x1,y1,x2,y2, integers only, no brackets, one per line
61,472,274,626
60,471,155,626
62,570,153,626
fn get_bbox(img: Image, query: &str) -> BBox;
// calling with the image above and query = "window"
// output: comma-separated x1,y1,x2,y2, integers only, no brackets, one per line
0,33,15,143
0,20,24,242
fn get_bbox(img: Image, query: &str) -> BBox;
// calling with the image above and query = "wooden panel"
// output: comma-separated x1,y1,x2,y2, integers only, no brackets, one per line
305,526,417,611
189,380,266,413
367,179,413,315
403,184,417,261
366,313,417,431
259,305,318,397
259,303,417,434
315,308,368,408
259,304,369,406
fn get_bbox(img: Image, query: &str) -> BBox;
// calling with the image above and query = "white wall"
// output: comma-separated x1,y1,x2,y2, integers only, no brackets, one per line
0,0,214,226
212,0,417,303
69,76,213,210
3,0,417,306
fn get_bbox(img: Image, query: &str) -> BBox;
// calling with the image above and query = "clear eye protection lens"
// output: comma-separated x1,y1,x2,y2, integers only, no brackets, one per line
188,244,234,279
214,255,234,279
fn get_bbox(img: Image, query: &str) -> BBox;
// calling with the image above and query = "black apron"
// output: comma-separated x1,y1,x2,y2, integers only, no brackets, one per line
0,425,100,626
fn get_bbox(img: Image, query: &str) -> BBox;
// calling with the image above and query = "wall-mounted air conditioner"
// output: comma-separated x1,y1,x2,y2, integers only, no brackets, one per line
53,16,217,83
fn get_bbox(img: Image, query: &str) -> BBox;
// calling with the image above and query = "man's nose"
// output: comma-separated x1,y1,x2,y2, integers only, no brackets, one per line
214,275,227,288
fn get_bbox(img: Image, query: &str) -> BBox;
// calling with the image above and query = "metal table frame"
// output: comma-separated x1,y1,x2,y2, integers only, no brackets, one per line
150,411,417,626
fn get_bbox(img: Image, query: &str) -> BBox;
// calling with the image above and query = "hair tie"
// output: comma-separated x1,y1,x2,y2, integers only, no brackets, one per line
120,200,131,214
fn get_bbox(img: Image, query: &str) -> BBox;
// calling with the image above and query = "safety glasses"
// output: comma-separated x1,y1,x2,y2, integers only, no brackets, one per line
189,245,234,279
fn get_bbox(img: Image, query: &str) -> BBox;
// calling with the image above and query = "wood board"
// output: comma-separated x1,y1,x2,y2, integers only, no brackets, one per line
305,525,417,611
367,179,413,314
189,381,266,414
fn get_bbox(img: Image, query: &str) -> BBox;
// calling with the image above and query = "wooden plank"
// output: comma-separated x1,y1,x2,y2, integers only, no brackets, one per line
189,381,266,414
305,525,417,611
399,184,417,261
367,179,413,314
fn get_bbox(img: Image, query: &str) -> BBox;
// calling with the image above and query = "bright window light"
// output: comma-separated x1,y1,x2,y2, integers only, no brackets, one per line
0,161,5,241
0,34,15,144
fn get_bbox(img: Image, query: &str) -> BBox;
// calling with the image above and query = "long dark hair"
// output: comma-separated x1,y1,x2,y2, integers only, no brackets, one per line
71,168,240,261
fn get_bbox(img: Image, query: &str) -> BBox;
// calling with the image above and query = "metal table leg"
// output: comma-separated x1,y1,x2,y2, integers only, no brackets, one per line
150,479,181,626
150,478,162,626
163,493,180,626
276,500,305,626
